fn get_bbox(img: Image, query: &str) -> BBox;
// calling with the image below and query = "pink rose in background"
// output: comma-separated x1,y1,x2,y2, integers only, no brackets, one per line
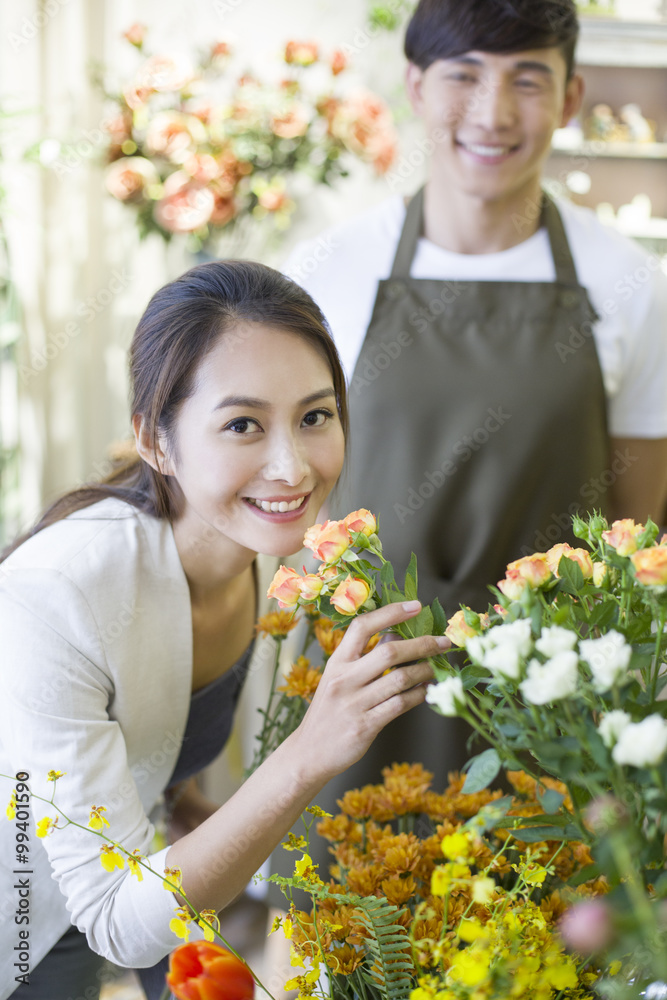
601,518,644,557
330,91,397,175
145,111,207,164
267,566,302,608
104,156,159,202
122,23,147,48
331,576,371,616
208,187,237,228
330,49,347,76
153,172,215,233
183,153,220,184
136,54,194,93
284,41,318,66
558,899,612,954
303,520,351,565
270,105,310,140
497,568,529,601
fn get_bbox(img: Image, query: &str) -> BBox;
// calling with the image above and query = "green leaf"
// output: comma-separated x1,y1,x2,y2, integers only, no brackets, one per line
509,825,574,842
380,559,396,593
567,863,602,887
403,553,418,602
557,555,585,592
462,748,501,794
538,788,565,813
411,606,433,637
431,597,447,635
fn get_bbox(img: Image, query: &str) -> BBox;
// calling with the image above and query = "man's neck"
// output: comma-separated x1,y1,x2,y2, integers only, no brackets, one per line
422,178,545,255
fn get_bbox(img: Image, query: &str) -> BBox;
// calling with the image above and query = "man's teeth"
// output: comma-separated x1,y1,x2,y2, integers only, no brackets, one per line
465,143,511,157
248,496,306,513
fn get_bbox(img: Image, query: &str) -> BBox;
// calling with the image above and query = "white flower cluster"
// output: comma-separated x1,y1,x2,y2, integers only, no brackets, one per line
597,711,667,768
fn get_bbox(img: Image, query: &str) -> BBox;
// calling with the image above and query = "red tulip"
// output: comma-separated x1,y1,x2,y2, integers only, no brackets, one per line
167,941,254,1000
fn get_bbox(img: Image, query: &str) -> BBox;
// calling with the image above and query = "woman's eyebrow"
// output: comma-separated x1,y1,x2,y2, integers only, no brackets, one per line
213,387,336,412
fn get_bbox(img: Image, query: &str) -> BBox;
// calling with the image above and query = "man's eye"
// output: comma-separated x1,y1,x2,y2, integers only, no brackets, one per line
515,78,541,90
448,73,476,83
302,409,333,427
225,418,260,434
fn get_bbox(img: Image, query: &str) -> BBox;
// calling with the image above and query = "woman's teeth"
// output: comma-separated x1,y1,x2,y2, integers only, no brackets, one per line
248,496,306,513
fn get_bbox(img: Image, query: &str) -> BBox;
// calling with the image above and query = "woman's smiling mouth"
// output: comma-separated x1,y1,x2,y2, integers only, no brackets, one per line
244,494,309,514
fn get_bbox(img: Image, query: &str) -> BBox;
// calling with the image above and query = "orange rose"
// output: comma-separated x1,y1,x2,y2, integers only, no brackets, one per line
145,111,206,162
267,565,302,607
270,105,310,139
331,576,371,615
630,546,667,586
104,157,159,202
153,173,215,234
284,40,318,66
545,543,593,579
445,609,489,648
497,569,528,601
601,519,644,557
330,49,348,76
507,554,552,588
122,23,146,48
303,520,351,565
343,509,377,537
298,574,324,603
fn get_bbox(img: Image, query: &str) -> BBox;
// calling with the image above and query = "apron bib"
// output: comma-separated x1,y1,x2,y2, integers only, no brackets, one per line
334,187,609,612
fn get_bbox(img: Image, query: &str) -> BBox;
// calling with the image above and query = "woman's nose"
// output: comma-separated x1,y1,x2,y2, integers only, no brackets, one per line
263,439,309,485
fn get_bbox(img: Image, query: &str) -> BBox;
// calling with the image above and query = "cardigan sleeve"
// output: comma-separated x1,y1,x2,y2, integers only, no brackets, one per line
0,567,196,967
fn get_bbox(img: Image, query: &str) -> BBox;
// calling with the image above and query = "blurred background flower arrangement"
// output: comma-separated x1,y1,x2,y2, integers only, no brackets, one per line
99,25,397,254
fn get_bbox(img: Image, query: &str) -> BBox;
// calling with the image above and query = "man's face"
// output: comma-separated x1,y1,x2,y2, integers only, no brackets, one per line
406,47,583,206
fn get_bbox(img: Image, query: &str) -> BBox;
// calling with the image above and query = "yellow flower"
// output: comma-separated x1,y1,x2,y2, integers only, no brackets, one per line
306,804,332,818
88,805,110,830
542,958,578,990
448,947,491,987
285,954,321,994
255,610,300,638
457,919,487,943
198,909,219,942
431,861,469,895
269,915,283,935
127,849,144,881
294,852,321,883
169,905,193,941
609,960,622,976
283,916,294,939
6,791,16,821
36,816,57,838
472,876,496,904
47,770,66,782
99,844,124,872
163,866,183,892
441,831,472,861
523,863,548,886
282,833,308,852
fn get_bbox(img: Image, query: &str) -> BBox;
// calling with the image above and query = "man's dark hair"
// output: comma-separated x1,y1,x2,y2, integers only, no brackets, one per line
404,0,579,80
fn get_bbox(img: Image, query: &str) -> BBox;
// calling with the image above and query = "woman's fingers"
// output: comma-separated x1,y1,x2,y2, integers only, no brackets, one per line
336,600,424,658
349,631,449,690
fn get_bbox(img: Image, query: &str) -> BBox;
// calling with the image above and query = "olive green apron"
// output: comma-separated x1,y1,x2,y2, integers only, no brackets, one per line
269,189,610,899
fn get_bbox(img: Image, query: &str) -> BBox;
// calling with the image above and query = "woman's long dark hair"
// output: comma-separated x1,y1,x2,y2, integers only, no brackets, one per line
1,259,348,563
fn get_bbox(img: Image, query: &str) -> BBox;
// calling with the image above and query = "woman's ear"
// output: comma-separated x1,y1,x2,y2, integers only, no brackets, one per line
131,413,176,476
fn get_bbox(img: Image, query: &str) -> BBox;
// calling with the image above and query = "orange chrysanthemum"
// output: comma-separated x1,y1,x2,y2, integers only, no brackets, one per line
255,610,299,638
276,656,322,701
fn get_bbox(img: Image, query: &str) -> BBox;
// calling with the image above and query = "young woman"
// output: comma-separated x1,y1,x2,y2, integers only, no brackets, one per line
0,260,447,1000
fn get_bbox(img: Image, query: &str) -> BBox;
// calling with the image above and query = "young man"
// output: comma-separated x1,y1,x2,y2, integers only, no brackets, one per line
277,0,667,805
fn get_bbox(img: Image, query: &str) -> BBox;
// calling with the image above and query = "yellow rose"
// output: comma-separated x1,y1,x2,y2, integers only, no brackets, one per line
602,518,644,557
303,519,351,565
267,565,302,608
630,546,667,586
343,508,377,537
331,576,371,616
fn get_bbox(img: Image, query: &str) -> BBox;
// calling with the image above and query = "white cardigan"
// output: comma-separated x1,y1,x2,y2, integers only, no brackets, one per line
0,498,276,996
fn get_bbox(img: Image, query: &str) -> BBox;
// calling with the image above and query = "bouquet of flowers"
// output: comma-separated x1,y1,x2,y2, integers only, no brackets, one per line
270,763,606,1000
99,26,397,249
264,509,667,997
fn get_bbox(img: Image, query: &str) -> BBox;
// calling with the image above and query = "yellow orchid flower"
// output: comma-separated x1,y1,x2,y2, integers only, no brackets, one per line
6,791,16,821
169,906,193,942
198,909,219,942
47,770,66,782
127,849,144,882
88,805,110,831
163,866,183,892
281,832,308,852
99,844,124,872
36,816,58,838
305,805,332,818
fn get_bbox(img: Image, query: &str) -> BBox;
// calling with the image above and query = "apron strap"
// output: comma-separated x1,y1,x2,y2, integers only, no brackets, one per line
391,186,580,286
540,192,579,286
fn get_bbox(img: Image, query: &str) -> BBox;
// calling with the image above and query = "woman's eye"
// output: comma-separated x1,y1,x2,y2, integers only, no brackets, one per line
224,417,261,434
302,408,333,428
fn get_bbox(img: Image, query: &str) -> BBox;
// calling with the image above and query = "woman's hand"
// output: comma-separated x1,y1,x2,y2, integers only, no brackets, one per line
292,600,450,782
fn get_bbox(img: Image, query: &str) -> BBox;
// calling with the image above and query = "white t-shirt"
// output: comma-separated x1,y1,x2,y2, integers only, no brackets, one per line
283,195,667,439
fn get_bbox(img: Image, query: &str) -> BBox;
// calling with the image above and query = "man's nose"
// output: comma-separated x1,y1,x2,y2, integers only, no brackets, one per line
466,78,517,131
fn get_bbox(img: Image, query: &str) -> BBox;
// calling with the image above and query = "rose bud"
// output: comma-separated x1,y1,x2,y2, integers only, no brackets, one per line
267,565,302,608
343,508,377,537
298,574,324,603
303,520,351,565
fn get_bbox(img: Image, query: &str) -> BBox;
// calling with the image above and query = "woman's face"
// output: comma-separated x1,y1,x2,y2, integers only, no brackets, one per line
164,321,346,559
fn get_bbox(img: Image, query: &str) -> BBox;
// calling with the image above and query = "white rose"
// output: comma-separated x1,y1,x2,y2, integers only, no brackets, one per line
597,710,632,748
579,631,632,692
467,619,532,667
466,634,489,663
535,625,577,658
483,642,522,680
426,676,464,717
519,651,579,705
612,714,667,768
